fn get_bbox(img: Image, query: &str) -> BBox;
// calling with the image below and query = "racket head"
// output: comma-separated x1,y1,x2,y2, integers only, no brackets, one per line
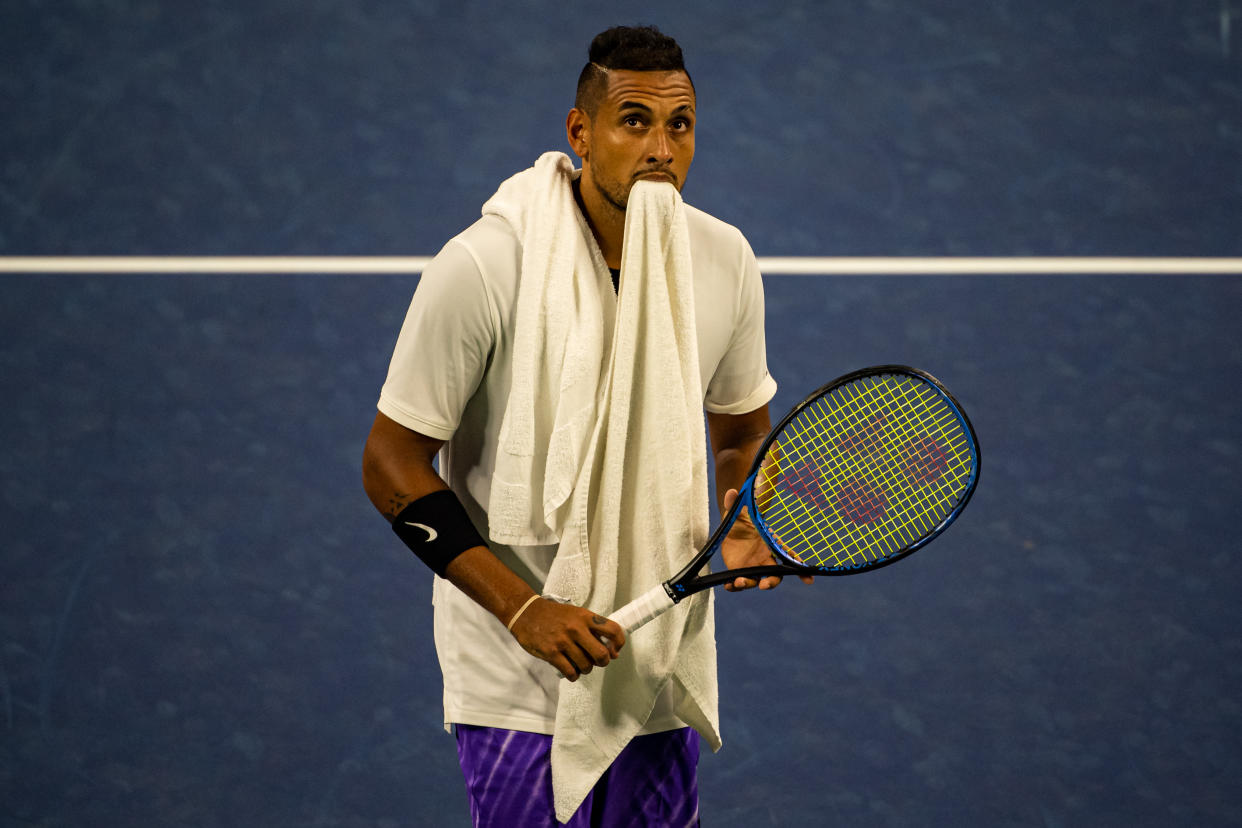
745,365,979,575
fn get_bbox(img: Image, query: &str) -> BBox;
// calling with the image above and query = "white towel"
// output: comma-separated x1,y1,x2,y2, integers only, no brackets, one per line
483,152,615,545
543,180,719,822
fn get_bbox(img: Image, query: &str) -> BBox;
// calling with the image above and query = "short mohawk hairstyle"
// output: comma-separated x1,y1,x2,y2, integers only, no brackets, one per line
574,25,693,116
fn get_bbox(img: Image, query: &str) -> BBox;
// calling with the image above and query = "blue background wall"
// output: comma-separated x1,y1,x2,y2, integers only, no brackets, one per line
3,2,1241,826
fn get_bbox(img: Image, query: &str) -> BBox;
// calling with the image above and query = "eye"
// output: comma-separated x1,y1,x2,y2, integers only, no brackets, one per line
624,115,644,128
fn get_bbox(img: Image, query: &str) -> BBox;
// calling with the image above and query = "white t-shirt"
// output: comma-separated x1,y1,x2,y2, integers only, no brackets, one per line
378,204,776,734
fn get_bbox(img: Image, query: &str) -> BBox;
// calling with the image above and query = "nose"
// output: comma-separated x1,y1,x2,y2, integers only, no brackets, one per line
647,129,673,165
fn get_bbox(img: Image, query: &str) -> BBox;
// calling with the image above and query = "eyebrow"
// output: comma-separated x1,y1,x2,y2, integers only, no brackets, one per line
616,101,695,115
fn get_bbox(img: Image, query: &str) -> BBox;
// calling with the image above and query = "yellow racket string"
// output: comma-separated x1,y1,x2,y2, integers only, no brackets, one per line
754,373,975,571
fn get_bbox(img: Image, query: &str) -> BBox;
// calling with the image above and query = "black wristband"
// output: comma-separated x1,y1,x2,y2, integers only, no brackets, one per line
392,490,488,577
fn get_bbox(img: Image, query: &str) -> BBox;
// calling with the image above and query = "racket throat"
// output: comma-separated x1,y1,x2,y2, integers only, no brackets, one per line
666,478,765,600
677,565,805,593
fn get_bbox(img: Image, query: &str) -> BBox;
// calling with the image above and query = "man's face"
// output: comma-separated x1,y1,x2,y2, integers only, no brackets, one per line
572,69,696,214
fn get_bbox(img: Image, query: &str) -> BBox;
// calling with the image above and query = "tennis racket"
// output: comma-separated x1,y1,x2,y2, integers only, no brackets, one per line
609,365,980,633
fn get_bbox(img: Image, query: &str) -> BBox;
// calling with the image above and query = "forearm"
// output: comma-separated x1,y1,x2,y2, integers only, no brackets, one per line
362,413,533,625
707,405,772,512
367,462,532,623
442,547,539,626
362,412,625,676
712,435,766,511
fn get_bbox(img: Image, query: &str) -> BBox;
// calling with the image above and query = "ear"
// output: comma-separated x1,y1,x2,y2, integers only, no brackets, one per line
565,108,591,161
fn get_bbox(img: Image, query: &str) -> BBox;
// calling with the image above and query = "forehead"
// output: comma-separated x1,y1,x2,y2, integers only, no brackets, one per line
598,69,696,111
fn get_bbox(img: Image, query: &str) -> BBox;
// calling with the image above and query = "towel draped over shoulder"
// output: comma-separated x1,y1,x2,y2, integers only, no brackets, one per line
481,152,720,821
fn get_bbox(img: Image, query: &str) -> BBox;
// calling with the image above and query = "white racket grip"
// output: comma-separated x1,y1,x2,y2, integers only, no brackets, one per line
610,585,675,634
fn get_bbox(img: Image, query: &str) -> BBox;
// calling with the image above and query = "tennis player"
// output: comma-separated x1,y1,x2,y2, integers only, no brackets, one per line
363,25,802,827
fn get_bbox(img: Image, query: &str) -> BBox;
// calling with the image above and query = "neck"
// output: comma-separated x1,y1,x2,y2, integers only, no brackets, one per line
573,175,625,270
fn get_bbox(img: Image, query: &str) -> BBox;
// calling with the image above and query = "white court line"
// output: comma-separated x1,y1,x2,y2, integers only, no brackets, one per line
758,257,1242,274
0,256,434,274
1,256,1241,274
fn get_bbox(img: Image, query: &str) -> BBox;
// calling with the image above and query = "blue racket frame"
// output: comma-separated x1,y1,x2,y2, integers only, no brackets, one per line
665,365,980,600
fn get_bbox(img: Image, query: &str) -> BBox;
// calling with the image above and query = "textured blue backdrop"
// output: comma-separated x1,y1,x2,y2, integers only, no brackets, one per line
3,2,1241,826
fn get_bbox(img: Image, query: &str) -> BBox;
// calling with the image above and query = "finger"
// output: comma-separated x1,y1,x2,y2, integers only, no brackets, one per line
562,645,595,677
722,488,739,510
800,575,815,585
758,574,783,590
571,626,616,668
728,576,757,591
590,615,626,657
550,653,580,682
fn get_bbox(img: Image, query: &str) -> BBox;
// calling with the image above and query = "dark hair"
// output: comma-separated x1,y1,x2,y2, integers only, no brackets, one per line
574,25,693,116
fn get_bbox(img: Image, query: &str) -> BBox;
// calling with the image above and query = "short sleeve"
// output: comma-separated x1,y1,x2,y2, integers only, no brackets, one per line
703,236,777,414
377,239,494,440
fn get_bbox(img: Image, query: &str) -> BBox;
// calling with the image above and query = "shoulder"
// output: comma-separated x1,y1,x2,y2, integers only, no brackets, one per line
683,203,750,252
682,202,759,293
416,214,521,314
682,203,756,277
439,214,520,281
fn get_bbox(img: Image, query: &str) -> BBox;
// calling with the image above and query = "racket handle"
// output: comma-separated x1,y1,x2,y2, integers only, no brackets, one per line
609,585,675,634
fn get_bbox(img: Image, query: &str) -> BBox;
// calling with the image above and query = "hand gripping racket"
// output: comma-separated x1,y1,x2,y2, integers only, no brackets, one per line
609,365,980,633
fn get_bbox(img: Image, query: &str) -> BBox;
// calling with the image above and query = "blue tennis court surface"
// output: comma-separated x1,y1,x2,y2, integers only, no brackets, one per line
3,2,1241,825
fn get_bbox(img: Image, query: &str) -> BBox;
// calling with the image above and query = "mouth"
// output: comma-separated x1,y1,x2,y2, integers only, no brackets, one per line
635,170,676,184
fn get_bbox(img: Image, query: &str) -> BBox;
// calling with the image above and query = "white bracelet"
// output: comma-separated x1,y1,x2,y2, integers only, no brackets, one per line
506,595,541,631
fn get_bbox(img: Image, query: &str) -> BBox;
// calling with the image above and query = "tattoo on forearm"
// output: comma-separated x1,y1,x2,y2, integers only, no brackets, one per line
384,492,413,520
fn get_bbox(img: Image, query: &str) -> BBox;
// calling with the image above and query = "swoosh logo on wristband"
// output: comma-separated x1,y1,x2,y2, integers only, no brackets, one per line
404,522,438,542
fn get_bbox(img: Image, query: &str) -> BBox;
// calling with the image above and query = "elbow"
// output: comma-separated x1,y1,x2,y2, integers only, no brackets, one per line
360,433,389,516
360,413,446,518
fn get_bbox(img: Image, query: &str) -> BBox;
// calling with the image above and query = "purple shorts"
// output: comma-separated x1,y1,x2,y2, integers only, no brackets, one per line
454,725,700,827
